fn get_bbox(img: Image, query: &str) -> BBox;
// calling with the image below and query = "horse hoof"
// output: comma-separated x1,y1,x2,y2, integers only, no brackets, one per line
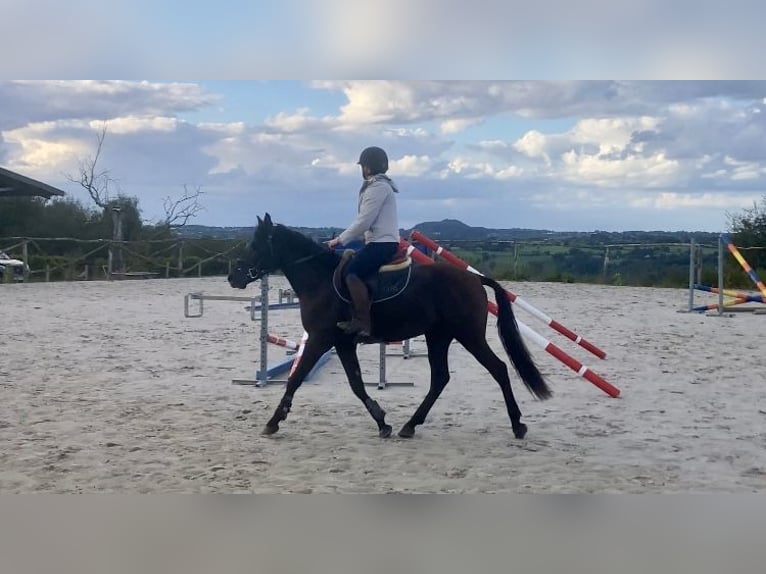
398,425,415,439
513,423,528,440
262,424,279,436
379,425,393,438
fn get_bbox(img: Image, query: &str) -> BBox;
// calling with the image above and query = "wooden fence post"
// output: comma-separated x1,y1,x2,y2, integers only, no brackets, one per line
22,240,29,282
111,207,123,274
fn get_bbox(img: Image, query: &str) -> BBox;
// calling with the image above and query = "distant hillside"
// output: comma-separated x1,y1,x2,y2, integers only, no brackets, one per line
177,220,720,245
403,218,489,240
401,219,555,241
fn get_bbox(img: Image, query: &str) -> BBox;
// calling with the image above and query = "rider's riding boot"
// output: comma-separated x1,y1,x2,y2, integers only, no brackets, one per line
337,273,372,337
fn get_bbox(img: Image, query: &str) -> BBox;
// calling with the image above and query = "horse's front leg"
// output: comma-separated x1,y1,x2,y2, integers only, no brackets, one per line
335,339,392,438
263,334,333,436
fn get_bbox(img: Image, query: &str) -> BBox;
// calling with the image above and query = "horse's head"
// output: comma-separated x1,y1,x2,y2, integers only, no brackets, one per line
228,213,280,289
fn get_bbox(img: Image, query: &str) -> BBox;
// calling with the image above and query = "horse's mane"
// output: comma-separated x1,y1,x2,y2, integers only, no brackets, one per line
273,224,340,269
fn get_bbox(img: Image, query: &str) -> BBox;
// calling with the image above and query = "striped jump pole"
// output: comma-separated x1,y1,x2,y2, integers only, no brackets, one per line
694,284,765,304
289,331,332,380
267,333,301,351
289,332,310,378
721,234,766,300
410,230,607,360
401,240,620,398
692,284,749,312
692,299,746,313
694,284,758,300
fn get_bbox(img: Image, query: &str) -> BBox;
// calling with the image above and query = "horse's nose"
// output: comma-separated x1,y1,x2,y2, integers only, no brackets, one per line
227,273,245,289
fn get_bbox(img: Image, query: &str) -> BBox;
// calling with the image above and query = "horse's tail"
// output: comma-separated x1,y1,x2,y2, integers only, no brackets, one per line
480,276,552,400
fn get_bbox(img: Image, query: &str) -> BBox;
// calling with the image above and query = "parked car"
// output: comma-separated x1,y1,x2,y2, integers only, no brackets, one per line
0,250,28,281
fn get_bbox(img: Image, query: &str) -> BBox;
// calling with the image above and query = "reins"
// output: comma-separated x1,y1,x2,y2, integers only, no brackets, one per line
246,236,330,280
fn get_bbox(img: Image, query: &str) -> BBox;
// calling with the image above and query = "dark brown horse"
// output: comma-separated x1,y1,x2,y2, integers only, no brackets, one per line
228,214,551,439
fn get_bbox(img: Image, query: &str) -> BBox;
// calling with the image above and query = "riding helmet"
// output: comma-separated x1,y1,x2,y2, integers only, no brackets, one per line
357,146,389,175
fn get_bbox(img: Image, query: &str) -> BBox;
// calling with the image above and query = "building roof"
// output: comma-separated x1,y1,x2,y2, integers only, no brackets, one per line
0,166,67,199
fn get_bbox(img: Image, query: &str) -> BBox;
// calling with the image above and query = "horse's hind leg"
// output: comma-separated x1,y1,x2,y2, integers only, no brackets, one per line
399,331,453,438
335,339,393,438
456,334,527,439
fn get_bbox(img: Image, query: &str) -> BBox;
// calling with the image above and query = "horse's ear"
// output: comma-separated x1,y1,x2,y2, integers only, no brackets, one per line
256,215,263,226
264,213,272,227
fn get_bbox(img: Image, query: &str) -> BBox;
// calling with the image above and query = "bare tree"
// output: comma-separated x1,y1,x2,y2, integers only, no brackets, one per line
69,121,204,235
66,122,128,273
67,122,119,210
160,184,204,229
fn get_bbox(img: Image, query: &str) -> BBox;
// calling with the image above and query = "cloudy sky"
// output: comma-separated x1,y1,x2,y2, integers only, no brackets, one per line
2,80,766,232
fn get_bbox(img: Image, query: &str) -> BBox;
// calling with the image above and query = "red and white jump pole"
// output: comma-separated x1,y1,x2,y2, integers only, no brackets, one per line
400,240,620,398
288,331,332,379
289,332,310,377
411,231,607,360
267,333,301,351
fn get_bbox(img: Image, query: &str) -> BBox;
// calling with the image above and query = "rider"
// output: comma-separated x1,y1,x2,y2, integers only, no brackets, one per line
326,146,400,338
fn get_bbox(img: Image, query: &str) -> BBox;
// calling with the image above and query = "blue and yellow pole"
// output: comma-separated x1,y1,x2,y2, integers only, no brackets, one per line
720,234,766,300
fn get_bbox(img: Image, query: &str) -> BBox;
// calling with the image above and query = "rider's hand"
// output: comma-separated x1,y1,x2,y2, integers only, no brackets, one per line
326,238,341,250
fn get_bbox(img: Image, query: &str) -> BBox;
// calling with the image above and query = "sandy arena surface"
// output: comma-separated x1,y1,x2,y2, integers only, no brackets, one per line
2,276,765,493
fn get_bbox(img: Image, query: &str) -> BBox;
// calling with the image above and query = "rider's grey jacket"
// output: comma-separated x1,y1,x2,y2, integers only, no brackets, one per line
338,175,400,245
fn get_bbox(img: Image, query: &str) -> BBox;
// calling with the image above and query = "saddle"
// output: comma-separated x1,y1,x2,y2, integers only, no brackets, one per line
333,247,413,304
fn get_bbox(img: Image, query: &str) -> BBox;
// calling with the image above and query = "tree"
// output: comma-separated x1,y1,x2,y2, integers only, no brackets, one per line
68,123,204,240
87,196,143,241
159,184,204,231
67,123,119,210
65,123,139,271
728,195,766,272
63,123,208,273
0,197,45,236
34,197,91,238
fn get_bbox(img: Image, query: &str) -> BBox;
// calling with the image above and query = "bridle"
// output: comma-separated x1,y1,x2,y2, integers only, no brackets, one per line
243,232,327,281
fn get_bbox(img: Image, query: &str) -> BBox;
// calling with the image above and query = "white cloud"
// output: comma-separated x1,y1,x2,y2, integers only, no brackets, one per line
3,121,90,176
2,135,89,176
629,192,761,210
723,156,766,181
511,116,677,188
334,82,418,125
441,157,522,181
570,116,660,151
313,81,766,128
97,116,179,134
561,149,680,188
2,114,186,182
264,108,336,133
197,122,247,136
391,155,431,177
440,118,482,134
3,80,766,232
513,130,550,162
496,165,524,179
